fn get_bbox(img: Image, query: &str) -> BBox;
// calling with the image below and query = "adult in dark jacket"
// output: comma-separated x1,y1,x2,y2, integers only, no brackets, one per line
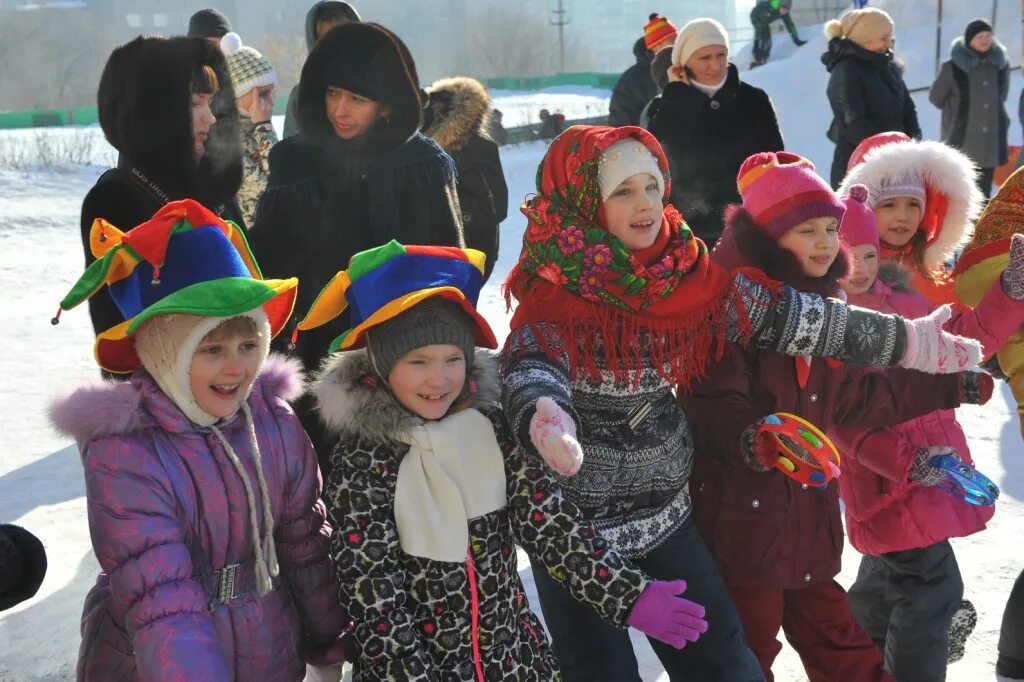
822,8,921,188
80,36,243,377
646,18,784,246
929,20,1011,198
609,38,658,127
282,1,361,138
0,524,46,612
248,22,463,472
424,76,508,283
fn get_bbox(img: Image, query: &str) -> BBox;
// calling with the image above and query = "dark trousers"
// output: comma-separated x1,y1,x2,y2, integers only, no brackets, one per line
729,580,892,682
998,568,1024,678
978,167,995,200
752,24,772,62
848,541,963,682
530,517,764,682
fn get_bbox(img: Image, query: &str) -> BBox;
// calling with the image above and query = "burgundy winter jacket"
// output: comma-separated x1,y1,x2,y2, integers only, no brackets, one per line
830,267,1011,556
50,355,349,681
678,210,965,590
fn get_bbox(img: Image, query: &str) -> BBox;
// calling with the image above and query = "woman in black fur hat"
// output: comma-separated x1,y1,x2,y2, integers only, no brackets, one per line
248,22,464,473
80,37,244,377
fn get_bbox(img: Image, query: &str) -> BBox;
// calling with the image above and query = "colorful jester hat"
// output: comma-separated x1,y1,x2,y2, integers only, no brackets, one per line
56,199,298,373
296,240,498,353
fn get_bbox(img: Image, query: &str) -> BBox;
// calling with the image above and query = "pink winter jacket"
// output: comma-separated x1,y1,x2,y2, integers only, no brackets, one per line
50,355,350,682
831,271,1019,555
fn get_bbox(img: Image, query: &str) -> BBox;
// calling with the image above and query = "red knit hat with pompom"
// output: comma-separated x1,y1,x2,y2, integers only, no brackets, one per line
838,184,879,251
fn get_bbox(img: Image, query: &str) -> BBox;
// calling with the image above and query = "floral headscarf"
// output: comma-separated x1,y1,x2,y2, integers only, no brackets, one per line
504,125,753,387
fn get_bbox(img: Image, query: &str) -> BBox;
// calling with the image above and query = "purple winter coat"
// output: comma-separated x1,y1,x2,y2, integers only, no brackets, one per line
678,210,965,589
50,354,350,681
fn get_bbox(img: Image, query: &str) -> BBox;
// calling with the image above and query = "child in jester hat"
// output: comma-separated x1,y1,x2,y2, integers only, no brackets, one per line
49,199,350,682
500,126,983,682
298,240,711,682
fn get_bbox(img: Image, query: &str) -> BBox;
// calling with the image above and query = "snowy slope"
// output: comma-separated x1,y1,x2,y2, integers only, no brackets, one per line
1,2,1022,677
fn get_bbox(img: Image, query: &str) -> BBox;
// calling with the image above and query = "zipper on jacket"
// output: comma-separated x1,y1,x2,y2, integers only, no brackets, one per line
466,547,486,682
480,173,497,215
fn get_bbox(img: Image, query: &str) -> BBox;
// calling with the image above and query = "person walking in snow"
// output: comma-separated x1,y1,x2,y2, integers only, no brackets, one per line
423,76,509,283
680,154,995,682
646,18,784,247
282,1,361,138
499,125,983,681
609,13,678,127
51,200,350,681
749,0,807,69
929,19,1011,199
822,8,921,188
81,36,245,379
220,32,279,227
300,242,709,680
832,195,1024,681
248,22,464,475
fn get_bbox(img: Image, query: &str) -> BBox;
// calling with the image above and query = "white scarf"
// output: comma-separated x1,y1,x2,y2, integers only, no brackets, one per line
394,408,507,562
692,73,728,98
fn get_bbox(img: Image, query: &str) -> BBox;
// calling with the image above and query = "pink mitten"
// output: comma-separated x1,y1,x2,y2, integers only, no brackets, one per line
900,305,982,373
627,579,709,649
528,397,584,476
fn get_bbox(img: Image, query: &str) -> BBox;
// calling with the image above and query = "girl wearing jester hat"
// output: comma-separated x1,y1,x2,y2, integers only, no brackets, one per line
499,125,984,681
50,201,350,681
298,241,710,681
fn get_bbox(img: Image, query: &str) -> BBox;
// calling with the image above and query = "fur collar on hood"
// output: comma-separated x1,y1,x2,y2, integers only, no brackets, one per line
49,354,304,445
97,36,242,208
423,76,493,154
838,139,983,271
313,348,500,442
876,261,914,293
951,36,1008,71
713,206,849,297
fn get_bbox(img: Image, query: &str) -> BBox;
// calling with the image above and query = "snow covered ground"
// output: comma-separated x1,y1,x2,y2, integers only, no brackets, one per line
1,2,1022,678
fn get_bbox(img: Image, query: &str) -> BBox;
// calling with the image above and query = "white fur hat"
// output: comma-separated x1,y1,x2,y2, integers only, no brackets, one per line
672,18,730,69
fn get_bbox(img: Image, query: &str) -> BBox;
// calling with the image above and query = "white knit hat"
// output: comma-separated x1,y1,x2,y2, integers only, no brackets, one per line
598,138,665,201
135,309,271,427
220,32,277,98
671,18,730,69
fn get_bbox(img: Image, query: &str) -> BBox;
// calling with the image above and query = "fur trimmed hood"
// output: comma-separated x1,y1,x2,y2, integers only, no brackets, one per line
313,348,500,442
950,36,1008,71
49,354,304,445
423,76,493,154
838,139,983,271
713,206,849,297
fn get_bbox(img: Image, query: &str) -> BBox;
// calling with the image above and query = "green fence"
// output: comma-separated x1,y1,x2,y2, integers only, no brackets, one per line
482,72,619,91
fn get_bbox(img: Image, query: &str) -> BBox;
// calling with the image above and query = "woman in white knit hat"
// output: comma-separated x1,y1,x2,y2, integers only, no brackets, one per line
221,32,279,226
822,7,921,188
645,17,784,247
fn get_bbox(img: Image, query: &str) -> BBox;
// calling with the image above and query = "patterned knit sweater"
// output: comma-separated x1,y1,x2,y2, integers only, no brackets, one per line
501,272,908,558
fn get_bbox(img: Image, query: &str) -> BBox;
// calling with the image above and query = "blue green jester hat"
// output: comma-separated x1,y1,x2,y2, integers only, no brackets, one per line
55,199,298,373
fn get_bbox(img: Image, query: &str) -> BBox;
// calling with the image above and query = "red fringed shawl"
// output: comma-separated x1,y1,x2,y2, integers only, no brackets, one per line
503,125,761,388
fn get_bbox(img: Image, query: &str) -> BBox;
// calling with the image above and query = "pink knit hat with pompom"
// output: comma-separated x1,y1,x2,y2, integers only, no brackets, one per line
838,184,879,251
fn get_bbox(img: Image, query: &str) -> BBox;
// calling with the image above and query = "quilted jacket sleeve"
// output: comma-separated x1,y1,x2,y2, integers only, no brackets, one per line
831,424,917,483
273,408,350,663
830,366,960,429
943,279,1024,358
83,435,230,682
490,409,649,627
324,436,437,681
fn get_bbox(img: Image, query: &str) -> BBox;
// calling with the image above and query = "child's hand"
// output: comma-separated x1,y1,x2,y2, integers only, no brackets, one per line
741,422,780,472
900,306,982,373
627,579,708,649
909,446,959,487
667,64,689,84
1001,233,1024,302
959,370,995,405
528,397,584,476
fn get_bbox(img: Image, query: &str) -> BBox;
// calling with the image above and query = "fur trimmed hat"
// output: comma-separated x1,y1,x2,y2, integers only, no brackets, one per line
220,33,277,99
672,18,729,69
737,151,845,240
839,139,984,270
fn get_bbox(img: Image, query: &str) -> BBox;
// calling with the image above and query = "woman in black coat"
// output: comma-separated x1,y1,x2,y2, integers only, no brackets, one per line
646,18,783,247
822,8,921,188
80,37,243,374
423,76,508,283
248,23,464,472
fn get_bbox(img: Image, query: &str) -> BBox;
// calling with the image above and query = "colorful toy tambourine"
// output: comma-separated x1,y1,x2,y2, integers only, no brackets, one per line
930,454,1000,507
759,413,842,490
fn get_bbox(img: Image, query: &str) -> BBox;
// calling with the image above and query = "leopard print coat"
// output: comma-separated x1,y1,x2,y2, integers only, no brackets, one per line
313,349,648,681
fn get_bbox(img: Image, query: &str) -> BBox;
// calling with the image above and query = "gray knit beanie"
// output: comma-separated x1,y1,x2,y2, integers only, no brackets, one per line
366,298,476,380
